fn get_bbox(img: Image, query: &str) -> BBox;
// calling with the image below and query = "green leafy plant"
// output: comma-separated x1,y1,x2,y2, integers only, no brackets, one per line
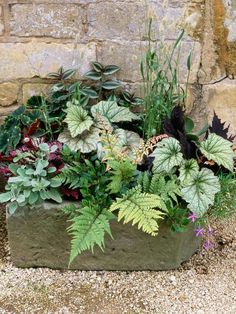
84,62,122,98
0,143,62,214
58,100,140,155
141,20,189,139
110,186,165,236
149,134,234,217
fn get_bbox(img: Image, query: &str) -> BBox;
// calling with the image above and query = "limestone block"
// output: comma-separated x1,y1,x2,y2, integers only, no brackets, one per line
87,2,146,40
0,104,19,121
97,41,144,82
0,5,4,35
0,82,19,107
0,42,96,81
7,202,200,270
10,4,85,39
97,40,201,83
203,80,236,138
22,83,51,104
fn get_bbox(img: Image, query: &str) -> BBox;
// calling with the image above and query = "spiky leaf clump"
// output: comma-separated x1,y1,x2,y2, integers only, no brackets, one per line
151,137,183,173
109,186,165,236
181,168,220,217
67,203,114,265
199,134,234,172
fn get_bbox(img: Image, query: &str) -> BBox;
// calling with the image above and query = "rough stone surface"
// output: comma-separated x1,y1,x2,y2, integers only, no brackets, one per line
0,5,4,35
10,4,85,39
0,82,19,107
87,2,146,41
7,202,200,271
22,83,51,104
0,42,96,81
203,80,236,137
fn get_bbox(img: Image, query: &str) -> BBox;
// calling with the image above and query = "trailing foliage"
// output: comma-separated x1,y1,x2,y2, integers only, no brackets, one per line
110,186,165,236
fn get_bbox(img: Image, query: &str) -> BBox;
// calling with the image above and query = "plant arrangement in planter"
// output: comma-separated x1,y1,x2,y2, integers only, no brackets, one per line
0,41,235,270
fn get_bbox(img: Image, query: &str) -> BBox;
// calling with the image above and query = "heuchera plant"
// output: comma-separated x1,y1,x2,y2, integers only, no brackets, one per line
0,60,235,266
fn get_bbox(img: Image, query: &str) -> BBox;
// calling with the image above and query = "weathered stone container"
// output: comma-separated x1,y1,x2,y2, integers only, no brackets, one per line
7,202,200,270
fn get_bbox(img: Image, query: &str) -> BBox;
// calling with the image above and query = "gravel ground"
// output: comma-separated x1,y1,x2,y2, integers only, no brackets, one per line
0,204,235,314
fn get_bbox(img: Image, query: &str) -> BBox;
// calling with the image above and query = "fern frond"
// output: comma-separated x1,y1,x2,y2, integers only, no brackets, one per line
142,172,151,193
107,160,136,194
68,205,113,265
56,164,81,189
109,186,165,236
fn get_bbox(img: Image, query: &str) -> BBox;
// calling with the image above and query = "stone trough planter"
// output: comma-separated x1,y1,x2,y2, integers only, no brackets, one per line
7,202,201,271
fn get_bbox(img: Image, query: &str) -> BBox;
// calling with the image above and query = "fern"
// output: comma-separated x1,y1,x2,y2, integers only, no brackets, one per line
139,172,182,210
107,160,137,194
109,186,165,236
56,163,81,189
67,202,114,265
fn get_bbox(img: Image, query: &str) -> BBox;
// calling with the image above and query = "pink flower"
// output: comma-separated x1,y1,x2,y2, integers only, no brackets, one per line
194,228,205,237
203,240,214,250
188,212,198,223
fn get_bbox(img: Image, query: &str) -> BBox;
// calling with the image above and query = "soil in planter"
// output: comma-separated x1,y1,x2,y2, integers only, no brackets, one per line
0,204,8,262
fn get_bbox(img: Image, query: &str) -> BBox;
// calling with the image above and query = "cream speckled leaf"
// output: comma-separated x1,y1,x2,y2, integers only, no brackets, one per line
58,128,100,154
181,168,220,217
91,101,140,123
199,134,234,172
114,129,144,159
151,138,183,173
64,105,93,138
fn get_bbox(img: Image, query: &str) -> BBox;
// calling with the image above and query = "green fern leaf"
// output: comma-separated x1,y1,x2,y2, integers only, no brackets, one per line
107,160,136,194
199,134,234,172
64,105,94,137
151,138,183,173
109,186,165,236
68,205,114,265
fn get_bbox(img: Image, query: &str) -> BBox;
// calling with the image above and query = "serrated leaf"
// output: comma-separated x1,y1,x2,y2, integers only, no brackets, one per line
179,159,199,184
64,105,94,138
199,134,234,171
58,128,100,154
151,138,183,173
103,65,120,75
102,81,122,90
91,101,140,123
84,70,102,81
181,168,220,217
110,186,165,236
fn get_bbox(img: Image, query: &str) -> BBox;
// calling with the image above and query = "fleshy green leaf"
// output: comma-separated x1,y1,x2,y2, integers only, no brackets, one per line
7,202,18,215
102,81,122,90
181,168,220,217
151,138,183,173
0,191,12,203
199,134,234,172
64,105,94,138
91,101,139,123
91,62,103,73
103,65,120,75
46,189,62,203
84,70,102,81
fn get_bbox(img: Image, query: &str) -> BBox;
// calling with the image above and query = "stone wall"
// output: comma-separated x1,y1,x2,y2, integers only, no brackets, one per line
0,0,236,135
